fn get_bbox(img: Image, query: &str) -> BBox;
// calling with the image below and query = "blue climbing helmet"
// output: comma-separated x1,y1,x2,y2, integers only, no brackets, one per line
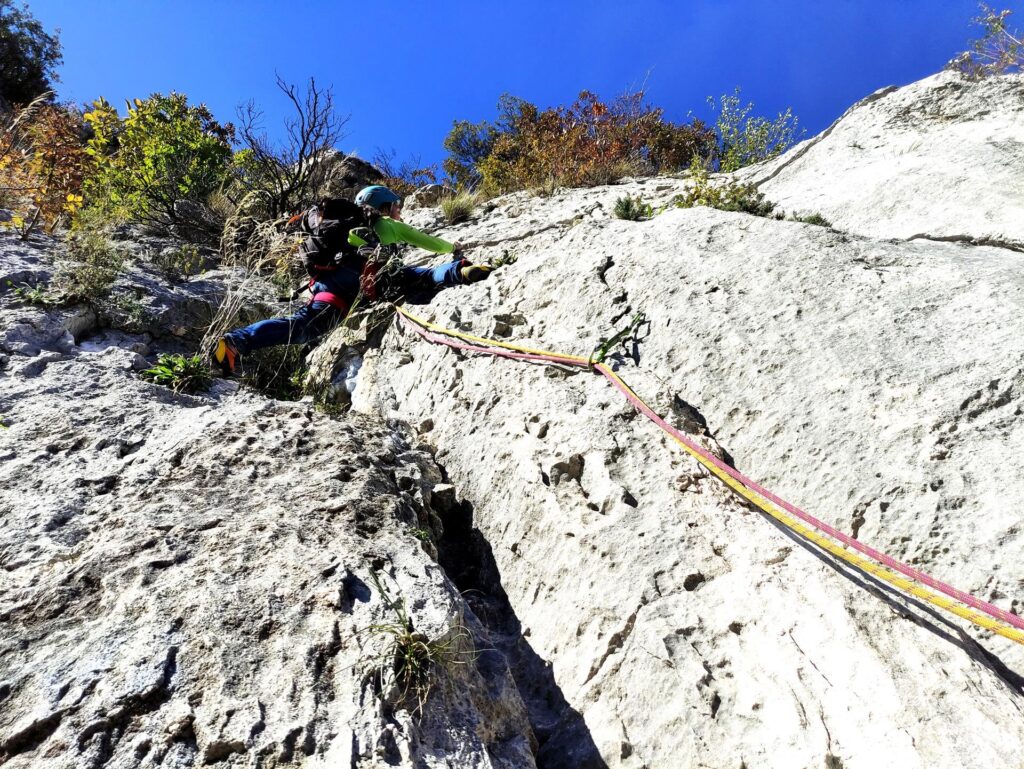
355,185,401,211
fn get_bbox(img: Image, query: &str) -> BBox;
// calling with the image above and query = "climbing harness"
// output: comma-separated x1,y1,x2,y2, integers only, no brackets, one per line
393,304,1024,646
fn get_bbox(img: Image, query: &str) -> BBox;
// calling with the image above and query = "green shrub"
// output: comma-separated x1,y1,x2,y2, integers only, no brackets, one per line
439,191,476,224
53,225,124,303
709,88,802,172
948,4,1022,78
674,158,776,218
81,93,233,230
614,194,653,221
153,243,204,281
141,353,211,393
791,212,832,227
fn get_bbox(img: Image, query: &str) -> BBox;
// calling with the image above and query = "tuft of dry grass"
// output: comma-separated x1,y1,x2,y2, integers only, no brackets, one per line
358,571,478,715
439,191,477,225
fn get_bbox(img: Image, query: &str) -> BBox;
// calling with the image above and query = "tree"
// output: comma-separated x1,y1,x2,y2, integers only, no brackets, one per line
372,147,437,197
708,88,802,172
0,1,62,106
235,76,349,217
442,119,496,189
82,93,234,229
948,4,1023,78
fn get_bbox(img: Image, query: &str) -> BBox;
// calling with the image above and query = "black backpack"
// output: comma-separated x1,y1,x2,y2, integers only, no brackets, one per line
294,198,380,277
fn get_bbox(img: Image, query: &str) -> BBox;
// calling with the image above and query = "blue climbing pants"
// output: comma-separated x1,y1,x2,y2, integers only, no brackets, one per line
225,260,465,355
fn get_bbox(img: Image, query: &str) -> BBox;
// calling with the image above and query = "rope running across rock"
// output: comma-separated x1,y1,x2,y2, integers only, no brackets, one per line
393,303,1024,646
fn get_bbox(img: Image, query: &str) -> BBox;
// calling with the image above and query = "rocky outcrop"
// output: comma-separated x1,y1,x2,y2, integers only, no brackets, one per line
741,71,1024,250
320,152,385,202
351,72,1024,768
4,70,1024,769
405,185,455,210
0,237,536,767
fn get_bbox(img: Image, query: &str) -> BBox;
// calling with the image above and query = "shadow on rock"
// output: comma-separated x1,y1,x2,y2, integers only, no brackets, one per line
435,497,609,769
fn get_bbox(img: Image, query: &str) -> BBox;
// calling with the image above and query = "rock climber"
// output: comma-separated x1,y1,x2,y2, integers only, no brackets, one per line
211,185,491,375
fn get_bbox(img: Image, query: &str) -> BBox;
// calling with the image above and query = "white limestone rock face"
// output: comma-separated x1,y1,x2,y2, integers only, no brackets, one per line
354,75,1024,769
0,236,535,768
742,71,1024,248
5,66,1024,769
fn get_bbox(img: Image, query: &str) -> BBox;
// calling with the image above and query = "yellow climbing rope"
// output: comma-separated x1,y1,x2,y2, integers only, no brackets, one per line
394,304,1024,645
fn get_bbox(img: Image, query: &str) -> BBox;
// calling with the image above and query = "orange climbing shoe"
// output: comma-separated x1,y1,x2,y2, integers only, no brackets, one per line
211,337,239,376
460,263,493,284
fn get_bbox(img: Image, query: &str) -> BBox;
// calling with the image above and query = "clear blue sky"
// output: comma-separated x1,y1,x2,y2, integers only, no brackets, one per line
27,0,1022,170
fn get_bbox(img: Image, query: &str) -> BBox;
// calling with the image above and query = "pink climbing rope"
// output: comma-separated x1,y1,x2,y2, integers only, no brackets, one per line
397,311,1024,635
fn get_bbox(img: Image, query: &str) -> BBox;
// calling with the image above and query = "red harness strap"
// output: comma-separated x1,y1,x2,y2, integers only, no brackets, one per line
307,278,349,313
311,291,349,312
307,257,380,313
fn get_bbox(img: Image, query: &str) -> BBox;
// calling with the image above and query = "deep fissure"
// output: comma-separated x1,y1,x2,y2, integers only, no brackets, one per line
432,484,608,769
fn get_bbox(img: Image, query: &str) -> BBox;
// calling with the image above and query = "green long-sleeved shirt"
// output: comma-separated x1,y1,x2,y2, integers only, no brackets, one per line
348,217,454,254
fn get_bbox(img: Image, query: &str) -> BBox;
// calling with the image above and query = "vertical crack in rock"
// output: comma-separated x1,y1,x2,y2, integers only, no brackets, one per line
433,494,608,769
74,646,179,764
820,705,842,768
788,630,834,688
583,603,643,685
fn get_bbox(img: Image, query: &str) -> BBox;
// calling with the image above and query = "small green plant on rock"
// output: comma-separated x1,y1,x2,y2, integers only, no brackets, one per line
103,292,150,332
240,343,307,401
153,243,204,281
53,226,124,304
614,194,653,221
141,353,211,393
791,212,832,227
674,158,776,218
6,280,58,307
439,191,477,225
312,399,347,418
362,571,474,715
492,249,518,268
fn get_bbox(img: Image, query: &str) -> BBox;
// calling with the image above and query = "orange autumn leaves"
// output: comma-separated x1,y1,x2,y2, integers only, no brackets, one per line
0,99,87,237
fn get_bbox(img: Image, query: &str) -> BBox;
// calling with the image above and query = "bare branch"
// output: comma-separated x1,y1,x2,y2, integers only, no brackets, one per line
235,76,349,217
